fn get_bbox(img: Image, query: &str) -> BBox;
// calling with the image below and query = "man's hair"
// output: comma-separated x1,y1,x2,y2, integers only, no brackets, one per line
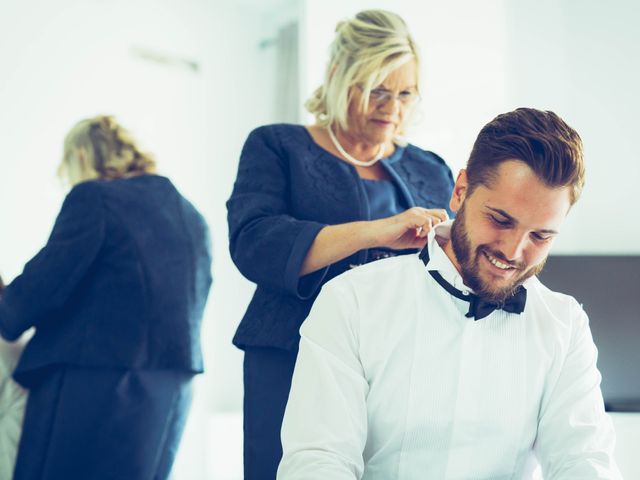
466,108,585,205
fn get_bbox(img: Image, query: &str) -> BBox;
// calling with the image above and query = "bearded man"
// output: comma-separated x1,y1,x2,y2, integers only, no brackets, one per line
277,108,622,480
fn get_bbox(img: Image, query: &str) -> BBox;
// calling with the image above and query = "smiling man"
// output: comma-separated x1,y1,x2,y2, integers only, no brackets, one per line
277,108,622,479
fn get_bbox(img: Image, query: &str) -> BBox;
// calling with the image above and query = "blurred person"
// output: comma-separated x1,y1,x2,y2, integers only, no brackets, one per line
0,115,212,480
0,325,27,480
0,274,28,480
227,9,454,479
278,108,622,479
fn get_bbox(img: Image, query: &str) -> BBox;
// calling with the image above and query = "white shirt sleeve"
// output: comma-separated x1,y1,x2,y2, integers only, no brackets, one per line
277,280,369,480
0,336,28,480
534,300,622,479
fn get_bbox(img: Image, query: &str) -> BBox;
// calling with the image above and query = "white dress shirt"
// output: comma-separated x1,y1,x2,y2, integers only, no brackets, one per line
278,222,621,480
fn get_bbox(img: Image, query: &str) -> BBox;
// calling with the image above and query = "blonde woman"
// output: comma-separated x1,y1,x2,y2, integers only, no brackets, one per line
0,116,212,480
227,10,454,478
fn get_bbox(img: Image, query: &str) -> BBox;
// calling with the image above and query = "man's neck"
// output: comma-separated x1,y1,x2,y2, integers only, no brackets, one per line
437,235,464,277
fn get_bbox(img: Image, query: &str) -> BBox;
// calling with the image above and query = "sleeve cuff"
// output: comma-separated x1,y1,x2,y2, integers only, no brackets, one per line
0,304,21,342
284,222,329,300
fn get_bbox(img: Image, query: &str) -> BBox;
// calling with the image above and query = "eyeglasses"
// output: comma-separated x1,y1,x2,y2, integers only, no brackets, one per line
368,88,421,107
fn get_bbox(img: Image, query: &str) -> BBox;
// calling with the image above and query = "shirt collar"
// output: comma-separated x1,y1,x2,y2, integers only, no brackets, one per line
424,220,472,293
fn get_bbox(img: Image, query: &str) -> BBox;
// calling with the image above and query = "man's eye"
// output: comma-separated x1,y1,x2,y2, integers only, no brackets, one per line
490,216,511,227
531,232,552,242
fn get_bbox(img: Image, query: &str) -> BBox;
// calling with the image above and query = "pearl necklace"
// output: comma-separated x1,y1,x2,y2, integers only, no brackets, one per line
327,126,385,167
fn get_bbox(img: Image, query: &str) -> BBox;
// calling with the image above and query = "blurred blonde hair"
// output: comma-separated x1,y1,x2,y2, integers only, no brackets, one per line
58,115,156,186
305,10,420,138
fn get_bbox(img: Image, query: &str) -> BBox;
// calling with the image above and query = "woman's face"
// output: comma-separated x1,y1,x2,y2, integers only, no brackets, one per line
346,60,418,145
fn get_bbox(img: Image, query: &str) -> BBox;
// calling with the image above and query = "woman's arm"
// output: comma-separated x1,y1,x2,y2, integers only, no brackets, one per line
227,127,329,299
300,207,448,276
0,182,105,341
228,127,451,297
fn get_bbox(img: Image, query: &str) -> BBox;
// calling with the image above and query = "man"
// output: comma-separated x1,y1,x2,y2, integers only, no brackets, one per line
277,108,621,479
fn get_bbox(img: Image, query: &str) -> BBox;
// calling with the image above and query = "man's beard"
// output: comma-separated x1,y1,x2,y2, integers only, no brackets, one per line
450,203,546,304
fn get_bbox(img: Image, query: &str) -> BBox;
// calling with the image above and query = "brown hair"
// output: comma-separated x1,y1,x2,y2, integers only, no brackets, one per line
466,108,585,204
59,115,156,185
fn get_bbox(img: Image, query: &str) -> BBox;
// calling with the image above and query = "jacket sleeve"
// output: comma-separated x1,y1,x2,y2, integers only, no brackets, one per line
226,126,328,299
278,280,368,479
534,301,622,479
0,182,105,341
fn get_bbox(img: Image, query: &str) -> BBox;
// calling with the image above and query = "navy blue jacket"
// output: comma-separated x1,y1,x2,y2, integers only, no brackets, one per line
227,124,453,352
0,175,212,384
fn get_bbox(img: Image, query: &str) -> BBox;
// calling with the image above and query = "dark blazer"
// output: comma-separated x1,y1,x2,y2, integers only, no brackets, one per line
227,124,453,352
0,175,212,385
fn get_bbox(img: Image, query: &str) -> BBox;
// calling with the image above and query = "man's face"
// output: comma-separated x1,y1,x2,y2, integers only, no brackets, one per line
446,160,572,303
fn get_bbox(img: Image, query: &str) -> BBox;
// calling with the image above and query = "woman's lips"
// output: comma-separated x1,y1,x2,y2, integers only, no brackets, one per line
370,119,393,127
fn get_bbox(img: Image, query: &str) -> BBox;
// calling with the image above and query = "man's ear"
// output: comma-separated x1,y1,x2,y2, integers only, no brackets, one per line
449,169,468,213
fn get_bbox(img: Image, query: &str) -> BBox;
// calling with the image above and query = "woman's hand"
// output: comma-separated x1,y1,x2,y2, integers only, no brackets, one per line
367,207,449,250
299,208,448,276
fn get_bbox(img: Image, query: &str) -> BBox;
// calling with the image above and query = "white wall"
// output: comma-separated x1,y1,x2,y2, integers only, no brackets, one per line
504,0,640,253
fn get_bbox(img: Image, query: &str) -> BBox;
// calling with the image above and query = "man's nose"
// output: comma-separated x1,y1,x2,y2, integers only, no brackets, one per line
500,230,529,262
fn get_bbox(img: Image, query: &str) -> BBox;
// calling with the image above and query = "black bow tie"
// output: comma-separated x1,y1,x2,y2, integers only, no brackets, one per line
419,246,527,321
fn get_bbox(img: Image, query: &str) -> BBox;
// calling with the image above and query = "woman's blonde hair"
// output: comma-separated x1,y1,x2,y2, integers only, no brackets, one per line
305,10,420,136
59,115,156,185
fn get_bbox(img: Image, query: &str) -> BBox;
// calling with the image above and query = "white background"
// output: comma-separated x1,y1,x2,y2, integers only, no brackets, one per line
1,0,638,478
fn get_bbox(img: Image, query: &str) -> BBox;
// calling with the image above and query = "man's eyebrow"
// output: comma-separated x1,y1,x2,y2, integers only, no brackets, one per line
486,206,516,222
486,206,559,235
